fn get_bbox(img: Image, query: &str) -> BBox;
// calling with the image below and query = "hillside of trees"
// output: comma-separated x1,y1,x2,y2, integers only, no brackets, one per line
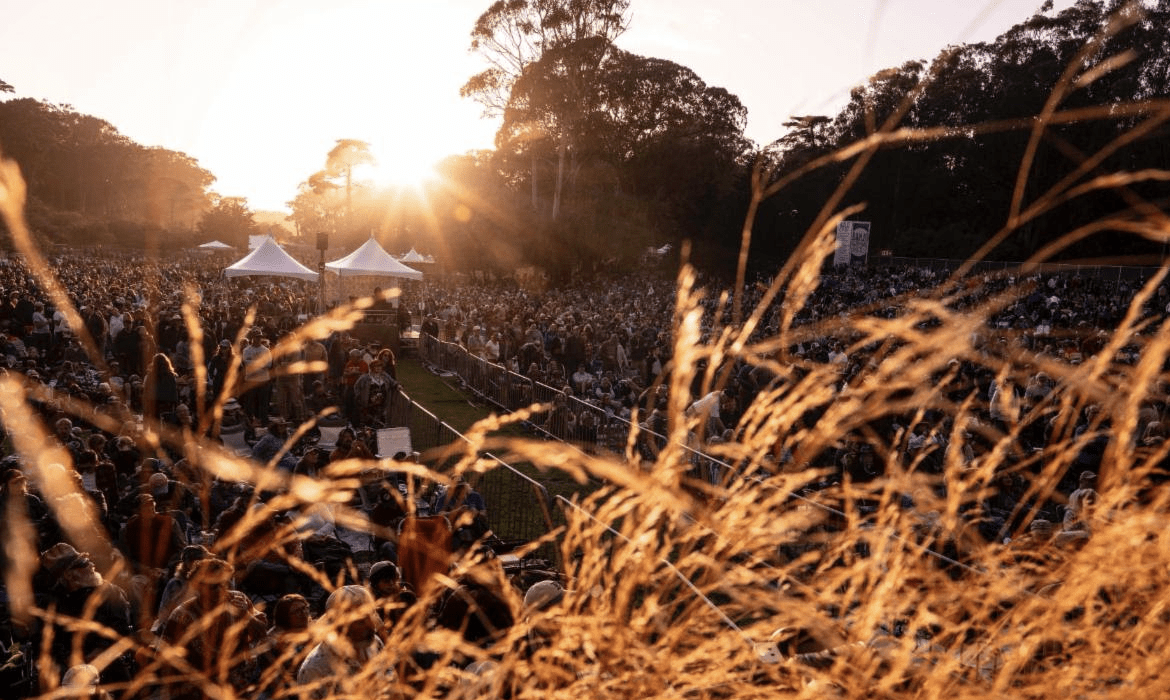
752,0,1170,268
0,97,218,249
3,0,1169,277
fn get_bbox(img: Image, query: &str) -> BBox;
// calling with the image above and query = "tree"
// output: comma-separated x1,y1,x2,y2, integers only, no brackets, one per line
0,98,215,245
463,0,631,219
0,79,12,93
463,0,630,117
495,47,751,267
324,139,375,225
198,196,258,249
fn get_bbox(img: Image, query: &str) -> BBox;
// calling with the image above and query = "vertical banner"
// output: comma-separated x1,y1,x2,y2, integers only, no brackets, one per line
834,222,853,266
850,222,870,266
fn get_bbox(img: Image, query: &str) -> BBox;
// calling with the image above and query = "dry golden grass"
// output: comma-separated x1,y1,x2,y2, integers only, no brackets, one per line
4,10,1170,696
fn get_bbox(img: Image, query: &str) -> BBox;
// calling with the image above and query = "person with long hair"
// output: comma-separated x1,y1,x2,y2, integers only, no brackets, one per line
143,352,179,420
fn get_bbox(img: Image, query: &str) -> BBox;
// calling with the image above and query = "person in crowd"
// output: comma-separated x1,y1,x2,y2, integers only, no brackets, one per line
206,339,237,406
251,417,298,471
240,329,273,425
38,543,136,688
353,359,398,428
368,560,415,630
143,352,180,421
119,493,187,574
273,339,306,422
341,348,368,425
256,593,314,699
155,557,267,700
297,585,392,698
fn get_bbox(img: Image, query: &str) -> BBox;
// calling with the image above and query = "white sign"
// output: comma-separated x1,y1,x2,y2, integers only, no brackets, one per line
834,221,871,266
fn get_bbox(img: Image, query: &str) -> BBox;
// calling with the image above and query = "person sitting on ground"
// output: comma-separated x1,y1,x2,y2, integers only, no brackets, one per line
38,543,136,689
256,593,313,699
119,493,187,574
251,417,298,471
153,544,211,634
367,560,415,630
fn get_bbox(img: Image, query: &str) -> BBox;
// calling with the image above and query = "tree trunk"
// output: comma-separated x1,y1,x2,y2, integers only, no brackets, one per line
531,150,539,212
552,140,566,220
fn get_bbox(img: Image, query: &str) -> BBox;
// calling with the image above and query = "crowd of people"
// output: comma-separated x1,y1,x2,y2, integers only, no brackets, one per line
414,263,1170,564
0,246,1163,697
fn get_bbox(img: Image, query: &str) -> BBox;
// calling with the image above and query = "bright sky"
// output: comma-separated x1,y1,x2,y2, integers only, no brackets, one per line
0,0,1074,213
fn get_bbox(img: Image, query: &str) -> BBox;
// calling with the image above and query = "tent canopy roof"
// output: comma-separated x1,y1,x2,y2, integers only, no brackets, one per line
327,237,423,280
398,247,432,264
224,236,318,281
198,240,234,249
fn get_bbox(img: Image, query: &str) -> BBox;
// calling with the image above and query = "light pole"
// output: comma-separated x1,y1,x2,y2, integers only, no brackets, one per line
316,231,328,314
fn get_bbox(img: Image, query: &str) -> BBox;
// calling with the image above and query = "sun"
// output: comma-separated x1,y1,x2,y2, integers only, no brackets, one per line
362,140,441,190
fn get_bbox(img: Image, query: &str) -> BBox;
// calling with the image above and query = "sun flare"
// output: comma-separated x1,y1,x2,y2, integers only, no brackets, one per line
362,140,441,190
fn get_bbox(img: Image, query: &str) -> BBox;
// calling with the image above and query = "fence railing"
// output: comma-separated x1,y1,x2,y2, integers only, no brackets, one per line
881,256,1164,282
383,387,559,562
418,333,731,485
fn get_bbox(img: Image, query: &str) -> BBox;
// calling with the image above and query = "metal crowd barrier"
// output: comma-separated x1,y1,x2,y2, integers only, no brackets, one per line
882,257,1164,282
384,386,559,561
417,333,733,485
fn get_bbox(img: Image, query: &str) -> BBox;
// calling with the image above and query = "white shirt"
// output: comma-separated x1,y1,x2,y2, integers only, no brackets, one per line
686,391,723,421
241,343,272,382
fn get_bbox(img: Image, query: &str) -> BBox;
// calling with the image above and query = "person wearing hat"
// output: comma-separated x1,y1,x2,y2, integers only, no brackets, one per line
0,467,48,532
250,417,298,471
38,543,135,688
522,579,567,656
297,585,392,698
61,663,113,700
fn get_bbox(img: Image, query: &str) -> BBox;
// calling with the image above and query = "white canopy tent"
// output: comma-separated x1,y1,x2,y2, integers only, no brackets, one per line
198,240,234,250
327,236,423,280
325,236,422,305
398,248,432,264
223,236,319,281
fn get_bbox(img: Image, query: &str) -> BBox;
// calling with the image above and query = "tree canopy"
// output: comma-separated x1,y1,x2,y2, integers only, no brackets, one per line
0,98,216,248
754,0,1170,266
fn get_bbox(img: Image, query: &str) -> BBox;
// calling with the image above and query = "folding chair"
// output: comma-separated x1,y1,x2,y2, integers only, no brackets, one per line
316,415,348,450
375,426,412,459
219,426,252,458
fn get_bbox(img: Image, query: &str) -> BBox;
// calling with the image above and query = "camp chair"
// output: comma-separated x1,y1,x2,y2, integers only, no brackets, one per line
219,425,252,457
375,426,412,459
316,414,348,450
397,514,452,598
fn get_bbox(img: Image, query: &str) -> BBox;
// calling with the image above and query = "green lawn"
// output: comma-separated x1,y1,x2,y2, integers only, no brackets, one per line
393,356,597,550
396,357,503,435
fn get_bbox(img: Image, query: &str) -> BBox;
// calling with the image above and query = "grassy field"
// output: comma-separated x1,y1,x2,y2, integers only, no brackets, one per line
395,356,503,435
394,355,595,548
